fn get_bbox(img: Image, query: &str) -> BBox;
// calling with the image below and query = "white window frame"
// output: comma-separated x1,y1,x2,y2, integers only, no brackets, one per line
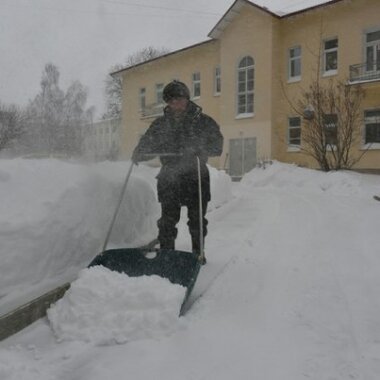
287,116,301,151
364,28,380,73
363,109,380,149
139,87,146,110
214,65,221,95
156,83,164,104
288,46,301,82
323,113,338,147
236,56,254,117
192,72,201,98
323,37,338,76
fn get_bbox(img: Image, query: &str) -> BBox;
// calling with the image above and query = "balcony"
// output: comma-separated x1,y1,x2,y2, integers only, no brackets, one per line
349,61,380,83
141,103,164,119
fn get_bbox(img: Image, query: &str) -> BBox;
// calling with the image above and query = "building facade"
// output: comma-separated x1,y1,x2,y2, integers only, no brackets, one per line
115,0,380,176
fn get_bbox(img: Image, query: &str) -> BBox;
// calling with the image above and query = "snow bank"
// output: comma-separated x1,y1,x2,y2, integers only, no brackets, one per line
209,168,233,210
241,161,379,198
0,159,159,313
47,266,186,345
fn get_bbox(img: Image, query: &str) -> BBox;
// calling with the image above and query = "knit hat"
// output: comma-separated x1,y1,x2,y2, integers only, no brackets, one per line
163,80,190,102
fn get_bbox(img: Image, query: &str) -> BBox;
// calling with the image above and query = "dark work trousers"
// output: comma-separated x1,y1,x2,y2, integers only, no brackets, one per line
157,197,208,252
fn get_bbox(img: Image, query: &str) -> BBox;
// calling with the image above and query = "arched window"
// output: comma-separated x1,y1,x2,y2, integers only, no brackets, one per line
237,56,254,115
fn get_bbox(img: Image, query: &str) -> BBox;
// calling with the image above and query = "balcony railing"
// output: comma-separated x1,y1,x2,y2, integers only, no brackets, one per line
349,61,380,83
141,103,164,118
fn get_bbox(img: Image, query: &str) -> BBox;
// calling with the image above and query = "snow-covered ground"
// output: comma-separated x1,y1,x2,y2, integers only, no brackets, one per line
1,159,380,379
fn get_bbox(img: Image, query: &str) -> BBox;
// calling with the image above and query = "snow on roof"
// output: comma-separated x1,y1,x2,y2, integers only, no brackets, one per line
209,0,344,38
261,0,341,15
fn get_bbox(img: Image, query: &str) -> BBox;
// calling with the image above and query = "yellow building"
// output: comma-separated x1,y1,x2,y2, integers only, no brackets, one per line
114,0,380,176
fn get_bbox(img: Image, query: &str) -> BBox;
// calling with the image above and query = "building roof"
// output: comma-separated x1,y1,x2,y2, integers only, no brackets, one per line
208,0,279,39
208,0,346,38
111,39,216,77
112,0,346,76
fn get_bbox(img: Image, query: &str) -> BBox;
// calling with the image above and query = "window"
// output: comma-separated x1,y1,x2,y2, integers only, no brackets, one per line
364,109,380,144
156,83,164,104
288,46,301,80
323,114,338,145
365,29,380,72
214,66,221,94
288,117,301,146
323,38,338,74
192,72,201,98
139,88,146,110
237,56,254,115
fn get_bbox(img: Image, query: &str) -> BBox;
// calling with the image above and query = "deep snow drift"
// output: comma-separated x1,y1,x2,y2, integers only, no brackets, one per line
1,159,380,380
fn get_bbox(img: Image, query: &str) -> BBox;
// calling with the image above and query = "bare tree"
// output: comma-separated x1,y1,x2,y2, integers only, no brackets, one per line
62,80,89,155
296,79,366,171
26,63,65,154
0,103,25,152
103,46,170,119
24,63,93,156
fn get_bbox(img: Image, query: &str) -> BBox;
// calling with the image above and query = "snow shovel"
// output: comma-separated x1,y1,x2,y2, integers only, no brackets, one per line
88,156,204,314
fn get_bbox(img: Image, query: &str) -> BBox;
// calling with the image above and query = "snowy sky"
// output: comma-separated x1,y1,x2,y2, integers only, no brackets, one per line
0,0,328,119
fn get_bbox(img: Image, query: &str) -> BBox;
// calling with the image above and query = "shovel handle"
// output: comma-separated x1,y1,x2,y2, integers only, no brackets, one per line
142,153,183,157
197,156,205,262
101,160,135,253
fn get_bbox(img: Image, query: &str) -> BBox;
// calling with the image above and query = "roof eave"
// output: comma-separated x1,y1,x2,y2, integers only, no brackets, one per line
110,39,216,77
208,0,279,39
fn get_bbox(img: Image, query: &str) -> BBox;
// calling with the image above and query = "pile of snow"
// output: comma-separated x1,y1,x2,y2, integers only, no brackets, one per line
0,159,232,314
241,161,378,198
209,168,232,210
47,266,186,345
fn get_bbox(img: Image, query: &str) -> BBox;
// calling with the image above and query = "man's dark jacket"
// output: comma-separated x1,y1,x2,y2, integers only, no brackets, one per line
134,101,223,205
